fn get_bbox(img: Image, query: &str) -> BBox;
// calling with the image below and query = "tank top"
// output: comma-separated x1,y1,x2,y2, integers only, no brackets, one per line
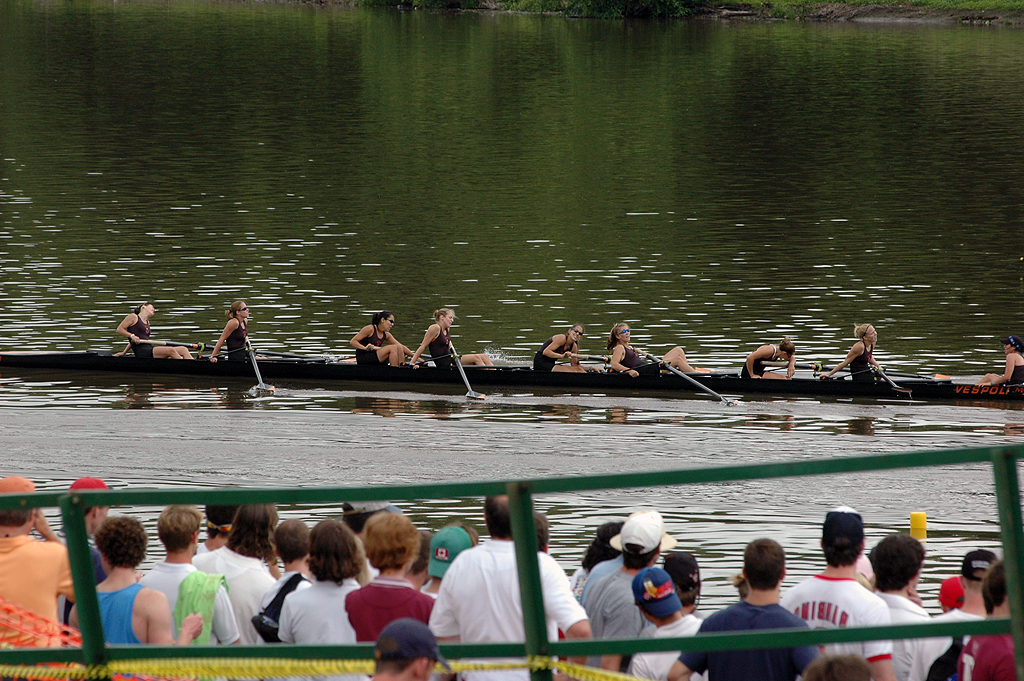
743,344,776,379
1012,358,1024,384
428,328,451,359
225,320,248,358
533,336,575,371
850,342,874,381
97,583,143,644
622,346,644,369
126,316,150,347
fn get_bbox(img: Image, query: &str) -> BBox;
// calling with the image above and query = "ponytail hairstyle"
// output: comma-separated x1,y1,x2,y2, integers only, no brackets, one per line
132,302,151,315
853,323,873,339
226,300,247,319
779,336,796,357
372,310,394,327
607,323,629,352
434,308,454,322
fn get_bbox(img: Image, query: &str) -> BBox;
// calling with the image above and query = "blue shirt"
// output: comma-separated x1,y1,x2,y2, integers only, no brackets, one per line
680,601,818,681
97,583,143,644
579,556,623,607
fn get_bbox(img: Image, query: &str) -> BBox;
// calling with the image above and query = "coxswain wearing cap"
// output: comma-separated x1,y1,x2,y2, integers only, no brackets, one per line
977,335,1024,385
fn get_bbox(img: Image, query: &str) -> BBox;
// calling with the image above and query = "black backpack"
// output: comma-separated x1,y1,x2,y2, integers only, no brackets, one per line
251,573,307,643
925,636,964,681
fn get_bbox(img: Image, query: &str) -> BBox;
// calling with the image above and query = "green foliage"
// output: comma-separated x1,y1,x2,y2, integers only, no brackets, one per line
558,0,697,16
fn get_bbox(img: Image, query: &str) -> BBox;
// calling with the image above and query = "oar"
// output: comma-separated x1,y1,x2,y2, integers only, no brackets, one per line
874,368,913,396
575,354,610,363
641,351,738,406
136,339,208,352
245,341,275,393
448,341,485,400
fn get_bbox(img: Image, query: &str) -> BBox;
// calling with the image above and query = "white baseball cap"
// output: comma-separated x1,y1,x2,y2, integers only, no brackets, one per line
610,510,677,553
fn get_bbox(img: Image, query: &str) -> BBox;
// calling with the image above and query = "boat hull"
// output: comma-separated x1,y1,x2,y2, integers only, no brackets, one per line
0,351,1018,403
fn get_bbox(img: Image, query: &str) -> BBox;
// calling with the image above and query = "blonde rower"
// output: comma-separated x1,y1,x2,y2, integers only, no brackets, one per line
743,338,796,380
607,322,694,378
409,308,493,369
209,301,250,363
822,324,882,381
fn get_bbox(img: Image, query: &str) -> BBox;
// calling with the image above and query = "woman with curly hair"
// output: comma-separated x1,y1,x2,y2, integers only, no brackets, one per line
194,504,279,644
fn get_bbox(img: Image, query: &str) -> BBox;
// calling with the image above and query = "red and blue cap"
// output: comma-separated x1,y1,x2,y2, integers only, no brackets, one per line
632,567,683,618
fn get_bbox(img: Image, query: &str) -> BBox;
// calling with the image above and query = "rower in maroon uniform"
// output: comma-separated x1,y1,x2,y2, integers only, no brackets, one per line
977,335,1024,386
822,323,882,382
534,324,587,373
606,322,694,378
115,302,193,359
743,337,796,380
409,308,493,369
209,300,250,363
350,310,414,367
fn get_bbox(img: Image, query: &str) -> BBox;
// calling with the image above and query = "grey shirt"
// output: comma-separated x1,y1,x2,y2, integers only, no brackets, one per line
585,569,652,670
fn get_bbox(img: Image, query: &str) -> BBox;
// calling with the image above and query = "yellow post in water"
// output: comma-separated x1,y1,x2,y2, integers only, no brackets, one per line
910,511,927,540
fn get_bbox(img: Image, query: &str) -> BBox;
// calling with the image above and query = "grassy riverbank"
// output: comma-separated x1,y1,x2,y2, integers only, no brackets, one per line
353,0,1024,23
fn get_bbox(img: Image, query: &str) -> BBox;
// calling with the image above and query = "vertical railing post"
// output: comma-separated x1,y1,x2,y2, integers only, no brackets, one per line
60,493,107,668
506,482,553,681
991,447,1024,681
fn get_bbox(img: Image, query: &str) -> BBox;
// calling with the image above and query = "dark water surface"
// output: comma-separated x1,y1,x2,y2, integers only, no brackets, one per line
3,0,1024,609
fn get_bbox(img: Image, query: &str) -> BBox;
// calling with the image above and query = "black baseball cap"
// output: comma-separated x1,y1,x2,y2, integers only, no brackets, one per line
961,549,996,581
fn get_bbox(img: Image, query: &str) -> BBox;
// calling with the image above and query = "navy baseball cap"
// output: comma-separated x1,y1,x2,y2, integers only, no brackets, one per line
375,618,451,670
961,549,996,581
1000,336,1024,352
823,506,864,546
632,567,683,618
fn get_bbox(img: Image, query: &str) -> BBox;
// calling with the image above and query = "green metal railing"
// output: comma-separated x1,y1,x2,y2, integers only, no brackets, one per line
1,443,1022,680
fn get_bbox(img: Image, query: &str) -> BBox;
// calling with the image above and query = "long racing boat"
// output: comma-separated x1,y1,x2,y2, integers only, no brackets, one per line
0,349,1019,403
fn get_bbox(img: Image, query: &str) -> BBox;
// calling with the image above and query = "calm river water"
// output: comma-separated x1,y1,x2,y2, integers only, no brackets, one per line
3,0,1024,609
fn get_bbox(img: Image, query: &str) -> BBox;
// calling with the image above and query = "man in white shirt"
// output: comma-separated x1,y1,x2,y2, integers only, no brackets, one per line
780,506,897,681
140,505,240,645
429,496,592,681
869,533,928,681
905,549,995,681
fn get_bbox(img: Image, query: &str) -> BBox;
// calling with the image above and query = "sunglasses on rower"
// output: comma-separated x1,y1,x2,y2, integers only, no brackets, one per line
619,329,631,335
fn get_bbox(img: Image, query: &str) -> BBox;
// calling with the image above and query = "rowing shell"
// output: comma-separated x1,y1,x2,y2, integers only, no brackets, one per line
0,350,1018,403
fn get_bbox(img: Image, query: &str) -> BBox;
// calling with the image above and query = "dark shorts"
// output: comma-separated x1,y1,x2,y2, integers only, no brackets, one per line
356,349,383,365
131,343,153,359
433,356,456,370
533,351,556,372
741,364,764,379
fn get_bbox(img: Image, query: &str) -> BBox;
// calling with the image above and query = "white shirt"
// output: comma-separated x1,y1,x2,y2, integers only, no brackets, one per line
905,608,983,681
628,614,705,681
877,592,929,681
781,575,893,661
429,539,588,681
278,578,365,681
259,570,313,610
194,547,276,645
140,561,240,644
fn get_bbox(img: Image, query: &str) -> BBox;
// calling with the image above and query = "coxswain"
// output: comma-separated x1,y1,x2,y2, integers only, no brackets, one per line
822,324,882,381
977,335,1024,385
533,324,587,373
408,308,492,369
743,337,796,380
209,300,250,363
350,310,413,367
115,302,192,359
607,323,694,378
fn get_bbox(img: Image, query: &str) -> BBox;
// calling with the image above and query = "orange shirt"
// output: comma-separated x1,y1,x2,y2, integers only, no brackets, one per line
0,535,75,646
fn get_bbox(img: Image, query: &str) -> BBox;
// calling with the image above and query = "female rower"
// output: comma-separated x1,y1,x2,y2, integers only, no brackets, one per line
115,302,192,359
743,337,796,380
533,324,587,373
350,310,413,367
606,322,695,378
408,308,493,369
977,335,1024,386
822,323,882,381
209,300,250,363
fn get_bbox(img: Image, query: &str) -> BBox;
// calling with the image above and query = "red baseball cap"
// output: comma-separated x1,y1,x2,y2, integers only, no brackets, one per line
70,477,108,491
939,576,965,610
